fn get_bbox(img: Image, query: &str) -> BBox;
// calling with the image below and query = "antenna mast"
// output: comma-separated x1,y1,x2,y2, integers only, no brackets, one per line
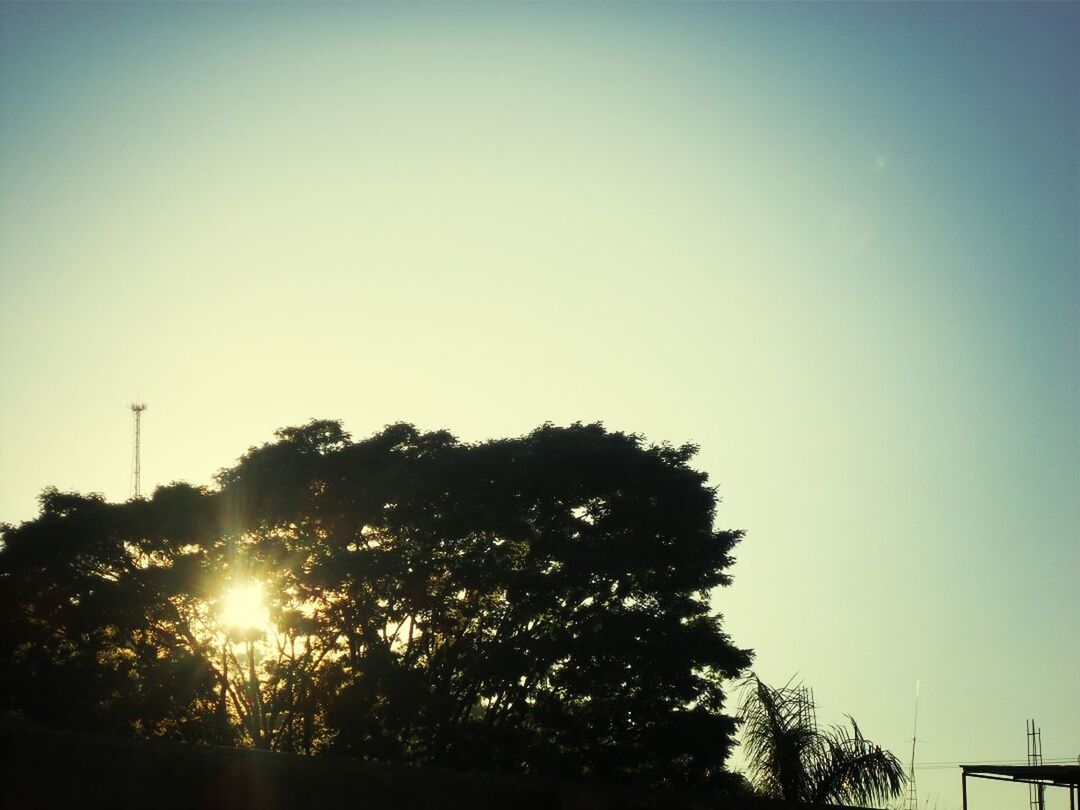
131,402,147,498
903,679,920,810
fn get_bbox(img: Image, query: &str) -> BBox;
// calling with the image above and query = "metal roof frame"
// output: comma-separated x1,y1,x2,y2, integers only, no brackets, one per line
960,764,1080,810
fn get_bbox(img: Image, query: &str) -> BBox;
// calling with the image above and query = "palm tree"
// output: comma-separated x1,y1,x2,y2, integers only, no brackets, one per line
738,674,905,807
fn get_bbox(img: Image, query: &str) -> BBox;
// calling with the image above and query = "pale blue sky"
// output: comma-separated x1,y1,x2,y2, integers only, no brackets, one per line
1,4,1076,807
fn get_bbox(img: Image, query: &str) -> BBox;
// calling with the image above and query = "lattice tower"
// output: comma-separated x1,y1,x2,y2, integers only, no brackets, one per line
131,402,147,498
1027,719,1044,810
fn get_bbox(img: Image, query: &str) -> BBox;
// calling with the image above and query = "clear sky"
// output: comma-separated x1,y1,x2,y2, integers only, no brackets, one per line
1,3,1077,808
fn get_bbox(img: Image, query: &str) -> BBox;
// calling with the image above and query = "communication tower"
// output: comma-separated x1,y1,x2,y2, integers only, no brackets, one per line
903,681,920,810
131,402,147,498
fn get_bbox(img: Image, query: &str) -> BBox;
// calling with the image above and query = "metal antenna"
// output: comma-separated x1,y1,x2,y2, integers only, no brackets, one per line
131,402,147,498
903,679,920,810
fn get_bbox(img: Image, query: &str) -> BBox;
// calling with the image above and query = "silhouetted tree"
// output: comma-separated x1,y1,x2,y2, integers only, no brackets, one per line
738,674,905,806
0,485,225,742
0,421,751,789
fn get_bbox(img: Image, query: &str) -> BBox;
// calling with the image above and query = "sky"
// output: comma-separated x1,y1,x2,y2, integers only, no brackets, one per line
1,3,1077,808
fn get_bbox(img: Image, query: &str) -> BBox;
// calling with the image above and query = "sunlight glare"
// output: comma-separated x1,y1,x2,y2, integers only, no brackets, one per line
221,582,270,634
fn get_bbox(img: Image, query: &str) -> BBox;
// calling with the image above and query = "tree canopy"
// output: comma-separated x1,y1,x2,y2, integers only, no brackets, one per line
0,420,751,789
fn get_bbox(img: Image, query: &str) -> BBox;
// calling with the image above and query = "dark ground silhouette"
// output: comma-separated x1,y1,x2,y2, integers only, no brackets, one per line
2,712,822,810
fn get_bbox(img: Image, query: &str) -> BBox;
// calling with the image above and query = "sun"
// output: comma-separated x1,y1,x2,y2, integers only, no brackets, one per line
220,582,270,635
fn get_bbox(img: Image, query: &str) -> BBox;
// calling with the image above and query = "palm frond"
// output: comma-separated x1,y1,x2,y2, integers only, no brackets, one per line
738,676,904,808
805,716,905,807
738,674,817,802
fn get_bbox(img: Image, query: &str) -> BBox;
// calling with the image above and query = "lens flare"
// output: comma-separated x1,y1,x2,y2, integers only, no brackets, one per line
221,582,269,634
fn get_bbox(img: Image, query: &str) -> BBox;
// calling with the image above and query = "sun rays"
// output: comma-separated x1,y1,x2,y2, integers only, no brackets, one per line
220,582,271,637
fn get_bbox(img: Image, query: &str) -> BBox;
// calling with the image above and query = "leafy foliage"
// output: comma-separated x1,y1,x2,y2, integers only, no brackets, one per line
0,421,751,789
738,674,905,806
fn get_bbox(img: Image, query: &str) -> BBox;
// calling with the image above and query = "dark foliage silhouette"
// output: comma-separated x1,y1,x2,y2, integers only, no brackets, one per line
738,674,905,806
0,420,751,789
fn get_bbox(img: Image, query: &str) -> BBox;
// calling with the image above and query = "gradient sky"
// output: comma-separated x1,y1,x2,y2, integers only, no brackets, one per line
1,3,1077,808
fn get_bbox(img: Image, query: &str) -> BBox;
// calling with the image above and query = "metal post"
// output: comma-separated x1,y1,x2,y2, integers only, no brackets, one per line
962,772,968,810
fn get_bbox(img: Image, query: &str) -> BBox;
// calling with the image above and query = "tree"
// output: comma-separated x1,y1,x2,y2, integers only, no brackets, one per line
0,420,752,789
738,674,905,807
0,486,226,743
